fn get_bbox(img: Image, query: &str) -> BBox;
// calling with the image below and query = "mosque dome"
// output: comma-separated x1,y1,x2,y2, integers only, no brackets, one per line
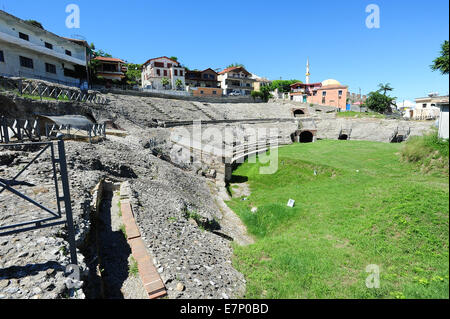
321,79,341,86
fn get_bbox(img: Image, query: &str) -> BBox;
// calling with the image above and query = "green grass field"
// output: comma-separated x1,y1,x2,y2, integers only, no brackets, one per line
336,111,386,119
226,140,449,299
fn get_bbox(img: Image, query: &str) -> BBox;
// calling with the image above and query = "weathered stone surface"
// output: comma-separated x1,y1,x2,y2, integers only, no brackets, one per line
1,90,434,300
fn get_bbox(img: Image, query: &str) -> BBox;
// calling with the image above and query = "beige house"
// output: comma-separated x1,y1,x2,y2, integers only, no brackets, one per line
251,73,271,92
413,94,445,120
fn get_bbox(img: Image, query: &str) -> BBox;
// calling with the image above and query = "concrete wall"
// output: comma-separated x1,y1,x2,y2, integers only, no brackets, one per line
104,88,260,103
438,105,449,139
315,117,434,142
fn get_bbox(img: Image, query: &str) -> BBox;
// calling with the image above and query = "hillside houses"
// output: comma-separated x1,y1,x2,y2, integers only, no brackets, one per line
0,10,89,87
141,56,185,90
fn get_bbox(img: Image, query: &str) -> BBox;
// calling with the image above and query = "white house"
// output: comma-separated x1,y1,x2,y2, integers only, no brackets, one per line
413,93,443,120
217,66,255,96
141,56,185,90
0,10,89,87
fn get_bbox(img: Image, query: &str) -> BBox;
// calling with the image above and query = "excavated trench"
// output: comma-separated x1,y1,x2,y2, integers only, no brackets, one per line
81,180,146,299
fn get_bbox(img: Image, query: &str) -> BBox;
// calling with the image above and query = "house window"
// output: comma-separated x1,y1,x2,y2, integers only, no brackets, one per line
19,32,29,41
174,70,178,76
163,70,167,76
322,97,326,104
338,90,343,99
154,62,164,67
45,42,53,50
45,63,56,74
200,90,204,94
0,50,4,62
322,91,327,96
156,69,161,76
167,63,172,68
423,104,427,108
19,56,33,69
213,90,217,95
65,50,72,56
313,91,317,96
180,70,183,76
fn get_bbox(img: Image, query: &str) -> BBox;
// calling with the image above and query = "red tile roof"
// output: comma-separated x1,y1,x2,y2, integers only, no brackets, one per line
142,56,180,67
94,56,126,63
218,66,245,74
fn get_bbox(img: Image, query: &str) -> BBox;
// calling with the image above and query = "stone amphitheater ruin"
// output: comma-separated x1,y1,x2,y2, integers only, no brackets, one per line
0,86,435,299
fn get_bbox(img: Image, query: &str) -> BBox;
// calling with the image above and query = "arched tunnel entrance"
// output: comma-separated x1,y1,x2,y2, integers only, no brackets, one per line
299,131,314,143
338,134,348,140
293,109,305,117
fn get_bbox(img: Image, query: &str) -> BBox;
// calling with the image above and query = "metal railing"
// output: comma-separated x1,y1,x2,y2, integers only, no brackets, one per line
0,140,77,265
1,116,106,144
45,123,106,143
0,76,108,104
0,116,41,143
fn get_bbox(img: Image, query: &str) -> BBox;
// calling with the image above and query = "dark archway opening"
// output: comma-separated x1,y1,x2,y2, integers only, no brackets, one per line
338,134,348,140
290,133,296,143
299,131,313,143
293,109,305,117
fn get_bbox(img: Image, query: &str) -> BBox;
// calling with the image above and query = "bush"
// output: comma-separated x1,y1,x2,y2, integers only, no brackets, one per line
401,131,449,174
251,91,262,101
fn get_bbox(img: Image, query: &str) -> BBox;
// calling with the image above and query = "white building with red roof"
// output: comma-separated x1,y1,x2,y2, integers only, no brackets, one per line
217,66,255,96
141,56,185,90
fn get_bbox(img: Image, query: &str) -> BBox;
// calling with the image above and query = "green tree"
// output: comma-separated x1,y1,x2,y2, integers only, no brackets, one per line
431,40,449,75
94,49,112,58
270,80,301,93
175,79,183,90
260,85,272,102
377,83,394,96
161,77,170,89
125,63,142,86
170,56,178,62
251,91,262,101
364,91,397,114
227,63,245,69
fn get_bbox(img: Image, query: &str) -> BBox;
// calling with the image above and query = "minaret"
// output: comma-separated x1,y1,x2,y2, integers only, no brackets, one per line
306,58,310,84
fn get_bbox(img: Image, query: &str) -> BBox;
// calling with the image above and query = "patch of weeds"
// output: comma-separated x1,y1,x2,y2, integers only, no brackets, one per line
183,208,220,232
119,224,127,240
59,246,68,256
129,256,139,277
168,216,177,223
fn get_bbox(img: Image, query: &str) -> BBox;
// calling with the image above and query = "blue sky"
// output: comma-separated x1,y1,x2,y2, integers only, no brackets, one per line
0,0,448,102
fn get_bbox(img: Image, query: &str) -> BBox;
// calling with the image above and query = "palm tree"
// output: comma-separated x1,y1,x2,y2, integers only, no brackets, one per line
430,40,449,75
377,83,393,96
